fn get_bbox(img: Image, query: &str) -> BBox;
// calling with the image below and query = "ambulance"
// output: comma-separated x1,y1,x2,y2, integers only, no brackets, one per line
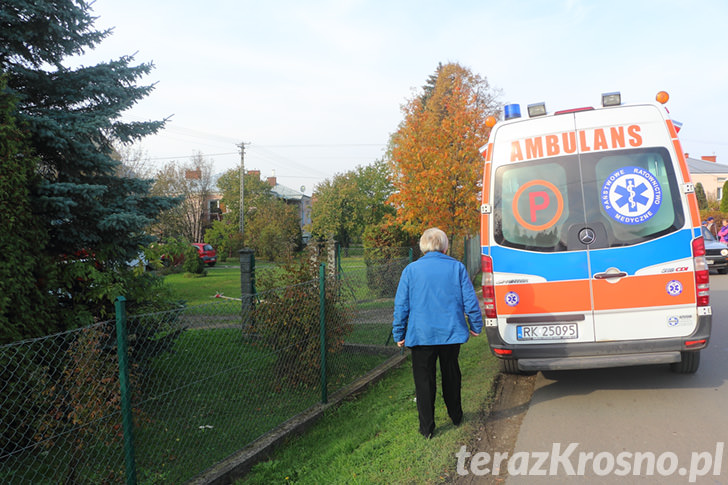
479,91,710,374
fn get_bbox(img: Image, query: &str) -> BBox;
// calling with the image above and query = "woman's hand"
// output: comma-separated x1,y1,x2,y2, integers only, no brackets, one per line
397,340,405,348
470,330,480,337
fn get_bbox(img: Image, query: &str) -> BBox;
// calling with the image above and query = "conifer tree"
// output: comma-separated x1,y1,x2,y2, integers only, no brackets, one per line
695,182,707,211
0,77,55,342
1,0,180,333
720,181,728,214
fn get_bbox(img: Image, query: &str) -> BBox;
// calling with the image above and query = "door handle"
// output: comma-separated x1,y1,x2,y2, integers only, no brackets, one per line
593,270,628,279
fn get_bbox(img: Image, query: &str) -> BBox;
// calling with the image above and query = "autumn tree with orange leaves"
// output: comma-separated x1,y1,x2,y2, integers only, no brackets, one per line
388,62,501,247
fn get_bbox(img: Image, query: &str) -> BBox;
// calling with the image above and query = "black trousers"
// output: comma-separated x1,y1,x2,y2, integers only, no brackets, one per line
410,344,463,437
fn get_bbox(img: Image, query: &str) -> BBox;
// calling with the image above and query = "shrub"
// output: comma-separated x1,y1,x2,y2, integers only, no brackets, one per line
695,182,708,210
721,181,728,213
362,222,414,298
147,237,190,273
0,346,50,457
182,244,205,274
248,252,352,386
34,325,130,483
204,219,241,260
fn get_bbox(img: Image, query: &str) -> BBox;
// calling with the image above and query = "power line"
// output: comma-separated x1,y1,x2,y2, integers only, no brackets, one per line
143,144,386,162
146,151,238,161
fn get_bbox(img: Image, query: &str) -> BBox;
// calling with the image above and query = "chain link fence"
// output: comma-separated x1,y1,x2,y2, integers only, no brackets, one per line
0,256,409,484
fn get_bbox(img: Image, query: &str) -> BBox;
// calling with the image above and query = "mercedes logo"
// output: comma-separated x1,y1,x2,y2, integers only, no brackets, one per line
579,228,596,245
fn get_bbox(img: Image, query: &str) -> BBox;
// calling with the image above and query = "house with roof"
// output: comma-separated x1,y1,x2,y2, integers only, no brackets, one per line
686,155,728,202
202,171,312,242
261,173,312,243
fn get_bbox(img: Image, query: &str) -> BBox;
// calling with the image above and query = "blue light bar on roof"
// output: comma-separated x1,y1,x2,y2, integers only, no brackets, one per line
504,104,521,120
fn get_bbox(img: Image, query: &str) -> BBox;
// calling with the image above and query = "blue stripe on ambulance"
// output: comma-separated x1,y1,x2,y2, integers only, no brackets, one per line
589,229,693,274
489,228,693,281
490,247,588,281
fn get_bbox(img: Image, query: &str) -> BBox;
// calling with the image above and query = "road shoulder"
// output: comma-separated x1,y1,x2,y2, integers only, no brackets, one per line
454,373,536,484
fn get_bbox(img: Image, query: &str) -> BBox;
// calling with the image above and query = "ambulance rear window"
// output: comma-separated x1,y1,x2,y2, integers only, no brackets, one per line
583,147,684,246
492,147,684,252
493,157,576,252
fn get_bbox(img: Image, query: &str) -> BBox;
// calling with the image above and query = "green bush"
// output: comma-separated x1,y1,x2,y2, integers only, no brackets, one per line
0,347,50,457
695,182,708,210
182,244,205,275
362,222,414,298
0,77,56,343
248,256,352,386
720,181,728,213
204,219,242,260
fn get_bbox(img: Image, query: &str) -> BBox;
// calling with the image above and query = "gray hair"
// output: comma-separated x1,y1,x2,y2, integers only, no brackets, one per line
419,228,449,254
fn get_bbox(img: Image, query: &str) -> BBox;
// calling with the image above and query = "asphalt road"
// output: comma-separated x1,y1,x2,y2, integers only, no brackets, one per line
459,274,728,484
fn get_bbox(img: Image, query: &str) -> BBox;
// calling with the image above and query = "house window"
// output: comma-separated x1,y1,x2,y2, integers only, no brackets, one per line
209,199,221,221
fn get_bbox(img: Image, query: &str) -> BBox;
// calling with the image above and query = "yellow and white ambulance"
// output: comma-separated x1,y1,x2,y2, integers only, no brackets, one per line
479,91,710,374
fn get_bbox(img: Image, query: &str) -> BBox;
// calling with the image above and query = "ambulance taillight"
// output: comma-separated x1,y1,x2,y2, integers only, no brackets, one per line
692,237,710,307
481,255,496,318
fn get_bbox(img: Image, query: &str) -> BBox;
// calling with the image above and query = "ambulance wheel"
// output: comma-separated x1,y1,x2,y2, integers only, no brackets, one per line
499,359,534,375
719,268,728,274
670,351,700,374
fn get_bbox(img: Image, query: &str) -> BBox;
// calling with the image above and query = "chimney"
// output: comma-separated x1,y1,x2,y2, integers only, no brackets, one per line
684,153,689,159
185,169,201,180
701,155,717,163
249,169,261,180
267,176,277,187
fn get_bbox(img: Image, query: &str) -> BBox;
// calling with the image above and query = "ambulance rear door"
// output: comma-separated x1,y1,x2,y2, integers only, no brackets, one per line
572,105,697,341
489,113,596,345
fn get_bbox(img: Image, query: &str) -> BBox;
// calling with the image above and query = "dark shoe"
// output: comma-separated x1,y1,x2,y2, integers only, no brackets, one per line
421,431,433,439
451,414,463,426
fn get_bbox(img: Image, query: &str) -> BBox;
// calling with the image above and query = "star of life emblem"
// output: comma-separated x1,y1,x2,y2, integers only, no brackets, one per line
601,166,662,225
666,280,683,296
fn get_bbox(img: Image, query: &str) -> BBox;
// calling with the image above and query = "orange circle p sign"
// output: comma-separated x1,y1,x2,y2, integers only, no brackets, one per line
512,180,564,231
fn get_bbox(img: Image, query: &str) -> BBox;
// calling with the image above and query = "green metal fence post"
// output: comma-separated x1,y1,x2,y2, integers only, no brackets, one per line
319,263,328,404
464,236,468,267
336,241,342,276
408,247,413,263
115,296,137,485
239,248,255,327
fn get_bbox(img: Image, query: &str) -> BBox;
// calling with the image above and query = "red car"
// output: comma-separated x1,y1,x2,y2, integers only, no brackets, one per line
192,243,217,267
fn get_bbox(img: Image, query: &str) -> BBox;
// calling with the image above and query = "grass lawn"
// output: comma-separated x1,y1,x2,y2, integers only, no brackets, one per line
238,335,500,484
159,255,499,483
162,256,405,306
162,258,277,306
131,327,396,484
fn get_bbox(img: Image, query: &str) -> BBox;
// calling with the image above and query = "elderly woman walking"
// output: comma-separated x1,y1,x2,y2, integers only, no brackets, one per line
392,228,483,439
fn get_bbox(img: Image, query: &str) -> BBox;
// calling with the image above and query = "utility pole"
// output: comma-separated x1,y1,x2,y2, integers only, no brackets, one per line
237,142,254,323
237,142,249,245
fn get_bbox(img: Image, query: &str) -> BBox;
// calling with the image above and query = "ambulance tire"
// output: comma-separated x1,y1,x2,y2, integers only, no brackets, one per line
719,268,728,275
499,359,535,375
670,350,700,374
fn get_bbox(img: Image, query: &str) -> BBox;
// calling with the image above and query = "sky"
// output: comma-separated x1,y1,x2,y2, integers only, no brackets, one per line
82,0,728,196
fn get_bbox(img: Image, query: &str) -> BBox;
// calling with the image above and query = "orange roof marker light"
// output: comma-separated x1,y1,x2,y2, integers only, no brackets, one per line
485,116,497,128
656,91,670,104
